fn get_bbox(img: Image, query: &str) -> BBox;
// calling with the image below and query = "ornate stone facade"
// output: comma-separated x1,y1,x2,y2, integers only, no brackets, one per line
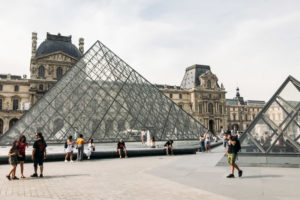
157,65,265,134
0,32,83,135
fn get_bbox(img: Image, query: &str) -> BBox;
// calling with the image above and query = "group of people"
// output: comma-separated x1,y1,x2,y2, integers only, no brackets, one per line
7,133,47,180
140,128,156,148
64,134,95,162
199,130,213,152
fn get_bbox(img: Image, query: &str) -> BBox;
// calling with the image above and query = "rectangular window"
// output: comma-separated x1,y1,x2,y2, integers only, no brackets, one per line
179,94,182,99
14,85,19,92
0,84,2,91
13,99,18,110
169,93,173,98
219,105,222,114
0,99,2,110
199,104,202,114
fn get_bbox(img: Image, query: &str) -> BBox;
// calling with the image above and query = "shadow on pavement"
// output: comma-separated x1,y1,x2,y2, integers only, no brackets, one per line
241,174,282,179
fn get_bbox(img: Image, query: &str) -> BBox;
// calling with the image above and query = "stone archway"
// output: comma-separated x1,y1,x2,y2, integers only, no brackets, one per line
209,119,214,134
9,118,18,129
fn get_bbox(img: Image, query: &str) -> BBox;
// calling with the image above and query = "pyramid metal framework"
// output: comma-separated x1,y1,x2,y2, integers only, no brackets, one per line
0,41,206,145
240,76,300,155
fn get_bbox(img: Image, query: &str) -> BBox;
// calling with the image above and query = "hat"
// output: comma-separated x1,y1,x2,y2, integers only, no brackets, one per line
224,130,231,135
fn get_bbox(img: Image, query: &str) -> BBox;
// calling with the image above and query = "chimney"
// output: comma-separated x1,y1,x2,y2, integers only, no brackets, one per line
79,37,84,54
32,32,37,58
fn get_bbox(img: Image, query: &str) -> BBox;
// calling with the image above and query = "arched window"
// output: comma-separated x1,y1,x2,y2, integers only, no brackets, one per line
39,84,43,91
13,99,19,110
207,80,211,89
38,66,45,78
56,67,63,80
0,118,3,134
208,103,213,114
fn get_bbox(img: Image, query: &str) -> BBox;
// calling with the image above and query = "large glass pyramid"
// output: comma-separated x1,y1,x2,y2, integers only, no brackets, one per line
239,76,300,155
0,41,206,145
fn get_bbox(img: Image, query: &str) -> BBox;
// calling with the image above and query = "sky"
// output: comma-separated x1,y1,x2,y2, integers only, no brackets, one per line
0,0,299,101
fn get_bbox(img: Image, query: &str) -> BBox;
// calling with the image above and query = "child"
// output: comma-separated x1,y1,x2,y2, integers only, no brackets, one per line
87,139,95,160
7,140,19,180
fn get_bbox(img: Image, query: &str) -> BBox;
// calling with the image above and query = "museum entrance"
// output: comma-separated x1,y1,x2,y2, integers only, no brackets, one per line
209,120,214,134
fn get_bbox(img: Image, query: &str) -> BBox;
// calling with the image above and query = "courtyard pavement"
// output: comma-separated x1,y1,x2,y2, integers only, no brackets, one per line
0,146,299,200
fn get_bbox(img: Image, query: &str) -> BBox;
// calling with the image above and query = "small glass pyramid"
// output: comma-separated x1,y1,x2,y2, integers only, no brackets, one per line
0,41,206,145
240,76,300,154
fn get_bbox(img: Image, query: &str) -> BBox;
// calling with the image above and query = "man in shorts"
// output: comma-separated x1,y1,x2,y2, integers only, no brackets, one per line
31,133,47,178
117,139,127,158
225,131,242,178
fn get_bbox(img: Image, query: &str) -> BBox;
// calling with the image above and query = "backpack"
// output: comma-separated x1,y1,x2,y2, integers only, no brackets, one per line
235,139,241,153
64,141,68,149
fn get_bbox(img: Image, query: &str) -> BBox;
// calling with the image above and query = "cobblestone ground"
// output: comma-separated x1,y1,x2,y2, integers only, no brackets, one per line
0,155,230,200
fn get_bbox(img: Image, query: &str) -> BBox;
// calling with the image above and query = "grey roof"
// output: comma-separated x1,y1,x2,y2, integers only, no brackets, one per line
36,33,82,59
0,74,22,80
246,100,265,106
180,64,211,89
226,99,239,105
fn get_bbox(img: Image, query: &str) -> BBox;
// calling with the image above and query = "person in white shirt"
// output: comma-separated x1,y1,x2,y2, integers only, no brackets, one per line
141,128,147,144
87,139,95,160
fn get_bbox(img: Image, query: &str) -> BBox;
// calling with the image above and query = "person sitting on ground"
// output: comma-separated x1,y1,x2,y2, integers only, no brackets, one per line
117,139,127,158
7,140,19,180
65,136,74,163
87,139,95,160
164,139,174,155
225,131,243,178
31,132,47,178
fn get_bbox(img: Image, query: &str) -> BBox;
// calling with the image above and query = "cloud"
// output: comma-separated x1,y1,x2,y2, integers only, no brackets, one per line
0,0,299,101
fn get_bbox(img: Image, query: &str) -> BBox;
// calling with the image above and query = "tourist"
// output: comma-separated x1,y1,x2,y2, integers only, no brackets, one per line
164,139,174,155
150,136,156,148
225,131,243,178
7,140,19,180
199,134,205,152
31,132,47,178
204,130,211,152
223,134,228,148
87,139,95,160
141,128,147,144
117,139,127,158
76,134,85,161
65,136,74,162
17,135,28,178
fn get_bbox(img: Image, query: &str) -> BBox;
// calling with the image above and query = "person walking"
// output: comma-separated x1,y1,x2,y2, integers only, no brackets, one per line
76,134,85,161
65,136,74,162
87,139,95,160
225,131,243,178
31,133,47,178
7,140,19,180
17,135,28,178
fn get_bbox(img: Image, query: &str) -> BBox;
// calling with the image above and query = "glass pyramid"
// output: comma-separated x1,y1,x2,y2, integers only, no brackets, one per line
239,76,300,154
0,41,206,145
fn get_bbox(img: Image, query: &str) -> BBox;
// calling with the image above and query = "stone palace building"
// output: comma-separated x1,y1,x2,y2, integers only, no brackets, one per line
0,32,264,135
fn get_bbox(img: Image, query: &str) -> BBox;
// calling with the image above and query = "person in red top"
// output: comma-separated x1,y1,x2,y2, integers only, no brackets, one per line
17,135,28,178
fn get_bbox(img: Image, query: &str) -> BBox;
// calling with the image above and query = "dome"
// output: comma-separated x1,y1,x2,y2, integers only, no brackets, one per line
36,33,82,59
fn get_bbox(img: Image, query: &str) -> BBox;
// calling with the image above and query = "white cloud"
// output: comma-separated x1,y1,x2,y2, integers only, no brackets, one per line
0,0,299,101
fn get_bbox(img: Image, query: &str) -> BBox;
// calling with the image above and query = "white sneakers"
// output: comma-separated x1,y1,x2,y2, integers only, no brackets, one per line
65,160,74,163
